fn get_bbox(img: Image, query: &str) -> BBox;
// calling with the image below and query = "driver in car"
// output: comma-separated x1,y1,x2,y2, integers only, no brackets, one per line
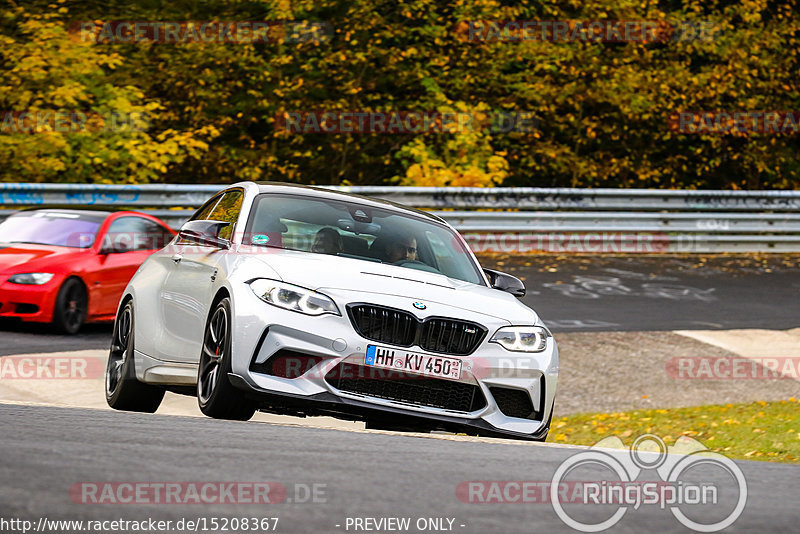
312,227,343,255
385,235,417,263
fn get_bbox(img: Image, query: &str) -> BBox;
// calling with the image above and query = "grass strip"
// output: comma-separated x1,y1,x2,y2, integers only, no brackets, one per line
550,398,799,463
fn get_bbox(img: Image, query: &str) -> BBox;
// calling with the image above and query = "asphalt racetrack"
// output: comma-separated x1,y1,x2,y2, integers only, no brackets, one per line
484,254,800,331
1,255,798,533
1,403,797,534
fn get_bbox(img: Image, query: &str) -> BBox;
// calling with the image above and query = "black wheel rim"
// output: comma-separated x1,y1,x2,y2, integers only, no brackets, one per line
105,305,131,395
63,283,87,331
198,305,227,404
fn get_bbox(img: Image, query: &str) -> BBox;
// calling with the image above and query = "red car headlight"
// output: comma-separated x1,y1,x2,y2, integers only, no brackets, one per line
7,273,55,285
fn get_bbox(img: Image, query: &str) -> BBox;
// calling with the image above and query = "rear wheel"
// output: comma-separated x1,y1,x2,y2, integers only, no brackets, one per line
197,298,256,421
105,301,165,412
52,278,87,335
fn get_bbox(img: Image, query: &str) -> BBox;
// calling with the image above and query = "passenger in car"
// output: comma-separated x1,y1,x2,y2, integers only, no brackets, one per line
312,227,343,255
385,235,417,263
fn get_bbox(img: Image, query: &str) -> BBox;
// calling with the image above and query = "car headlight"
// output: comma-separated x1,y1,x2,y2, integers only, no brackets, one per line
490,326,550,352
7,273,55,285
249,279,340,316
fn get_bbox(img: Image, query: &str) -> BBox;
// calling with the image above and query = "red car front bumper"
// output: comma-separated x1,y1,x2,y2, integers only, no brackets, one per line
0,274,65,324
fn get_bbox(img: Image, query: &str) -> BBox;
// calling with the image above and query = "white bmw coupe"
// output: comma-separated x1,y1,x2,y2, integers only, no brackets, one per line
105,182,558,440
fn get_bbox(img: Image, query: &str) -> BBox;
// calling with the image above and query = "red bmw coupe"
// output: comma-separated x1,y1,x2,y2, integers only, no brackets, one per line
0,209,176,334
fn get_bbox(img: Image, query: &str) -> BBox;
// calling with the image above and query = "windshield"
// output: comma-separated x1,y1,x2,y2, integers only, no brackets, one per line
0,211,103,248
245,194,484,285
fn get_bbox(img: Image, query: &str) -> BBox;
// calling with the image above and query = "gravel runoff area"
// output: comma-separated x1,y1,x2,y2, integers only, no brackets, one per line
554,330,800,417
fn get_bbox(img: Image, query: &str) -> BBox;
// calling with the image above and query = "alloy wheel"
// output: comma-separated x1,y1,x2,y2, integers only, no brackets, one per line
198,305,227,404
105,305,131,395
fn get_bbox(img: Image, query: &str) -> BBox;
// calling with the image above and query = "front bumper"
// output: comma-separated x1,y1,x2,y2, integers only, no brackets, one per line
0,275,64,323
228,284,558,440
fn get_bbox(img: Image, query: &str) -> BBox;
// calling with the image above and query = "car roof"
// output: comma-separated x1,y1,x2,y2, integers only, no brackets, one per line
248,181,446,224
14,208,112,222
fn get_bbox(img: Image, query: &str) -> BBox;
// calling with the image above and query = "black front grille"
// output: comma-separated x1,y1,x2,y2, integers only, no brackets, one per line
420,318,485,355
326,363,486,413
490,387,535,419
347,304,486,355
348,305,417,346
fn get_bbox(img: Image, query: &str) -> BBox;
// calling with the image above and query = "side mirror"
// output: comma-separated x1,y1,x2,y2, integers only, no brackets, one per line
99,241,132,255
178,220,231,249
484,268,526,298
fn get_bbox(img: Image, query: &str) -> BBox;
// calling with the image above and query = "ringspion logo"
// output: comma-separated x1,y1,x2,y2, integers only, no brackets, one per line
550,435,746,532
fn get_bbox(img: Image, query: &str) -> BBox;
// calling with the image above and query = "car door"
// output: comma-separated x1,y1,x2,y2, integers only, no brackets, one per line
91,216,175,316
156,190,244,363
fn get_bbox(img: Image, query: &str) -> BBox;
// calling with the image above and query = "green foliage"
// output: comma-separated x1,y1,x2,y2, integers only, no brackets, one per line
0,1,219,183
0,0,798,188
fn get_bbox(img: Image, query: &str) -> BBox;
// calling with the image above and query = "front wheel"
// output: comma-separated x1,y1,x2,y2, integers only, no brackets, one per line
52,278,87,335
105,300,165,412
197,298,256,421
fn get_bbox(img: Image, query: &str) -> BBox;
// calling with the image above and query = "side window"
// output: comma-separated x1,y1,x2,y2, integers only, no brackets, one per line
206,190,244,240
138,219,175,249
426,230,465,279
104,217,172,252
190,194,224,222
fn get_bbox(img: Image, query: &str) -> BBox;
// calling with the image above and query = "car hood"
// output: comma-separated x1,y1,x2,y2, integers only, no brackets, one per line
0,244,86,275
251,249,538,324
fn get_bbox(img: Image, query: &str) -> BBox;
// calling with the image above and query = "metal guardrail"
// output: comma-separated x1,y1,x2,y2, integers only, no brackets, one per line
2,183,800,211
1,183,799,253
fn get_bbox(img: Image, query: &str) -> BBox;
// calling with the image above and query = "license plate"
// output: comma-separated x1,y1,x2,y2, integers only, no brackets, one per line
365,345,462,380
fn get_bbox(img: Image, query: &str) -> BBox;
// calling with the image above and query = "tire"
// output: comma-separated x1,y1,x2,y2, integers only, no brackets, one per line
105,300,165,412
197,298,256,421
52,278,88,335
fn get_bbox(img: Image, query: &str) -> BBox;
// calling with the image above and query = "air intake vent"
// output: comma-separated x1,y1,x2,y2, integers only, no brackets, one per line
489,387,535,419
326,362,486,413
250,350,323,379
